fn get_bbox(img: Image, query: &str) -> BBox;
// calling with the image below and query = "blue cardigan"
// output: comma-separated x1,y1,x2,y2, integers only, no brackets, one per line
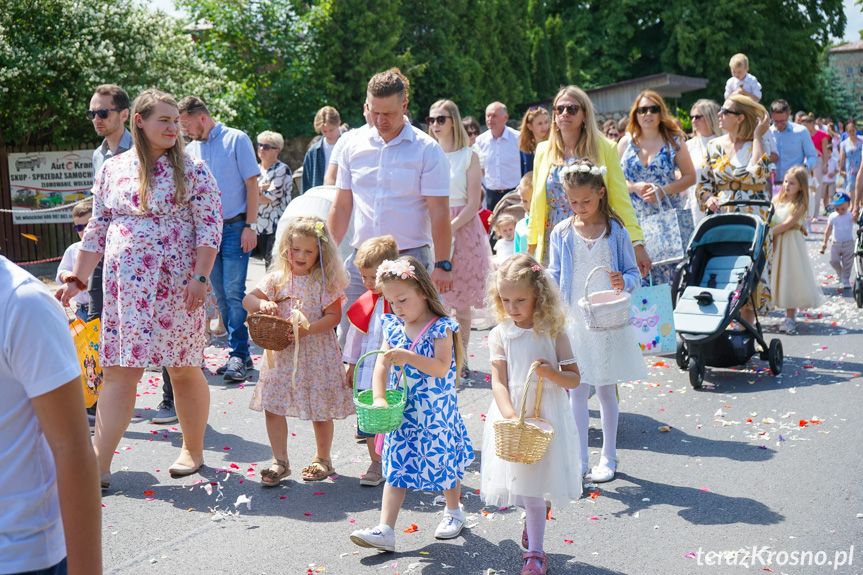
546,218,641,306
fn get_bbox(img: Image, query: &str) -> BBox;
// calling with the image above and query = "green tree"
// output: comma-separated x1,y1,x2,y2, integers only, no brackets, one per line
0,0,246,147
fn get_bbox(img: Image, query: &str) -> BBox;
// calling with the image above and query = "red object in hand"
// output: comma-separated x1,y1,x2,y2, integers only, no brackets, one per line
63,274,87,291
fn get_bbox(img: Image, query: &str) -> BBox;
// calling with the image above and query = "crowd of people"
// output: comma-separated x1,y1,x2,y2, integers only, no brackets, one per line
3,50,859,575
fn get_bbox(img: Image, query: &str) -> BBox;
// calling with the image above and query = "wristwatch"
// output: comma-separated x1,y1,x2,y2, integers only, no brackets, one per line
434,260,453,272
245,222,258,232
193,274,208,284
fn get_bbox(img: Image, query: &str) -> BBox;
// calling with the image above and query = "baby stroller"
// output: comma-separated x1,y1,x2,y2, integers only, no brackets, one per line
853,212,863,308
671,199,783,388
488,190,526,240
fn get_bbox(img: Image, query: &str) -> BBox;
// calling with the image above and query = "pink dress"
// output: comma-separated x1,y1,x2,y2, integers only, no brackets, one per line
249,272,354,420
81,152,222,367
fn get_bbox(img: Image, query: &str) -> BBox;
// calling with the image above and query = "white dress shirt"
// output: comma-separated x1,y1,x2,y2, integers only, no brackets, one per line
475,126,521,190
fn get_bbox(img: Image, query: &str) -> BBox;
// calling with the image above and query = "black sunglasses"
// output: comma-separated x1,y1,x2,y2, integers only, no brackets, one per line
555,104,582,116
691,114,704,121
257,143,278,150
426,115,451,125
86,108,124,120
719,107,743,116
73,224,87,232
636,105,661,115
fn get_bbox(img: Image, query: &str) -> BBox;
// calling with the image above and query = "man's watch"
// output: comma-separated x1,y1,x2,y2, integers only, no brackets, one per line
434,260,453,272
245,222,258,232
193,274,208,284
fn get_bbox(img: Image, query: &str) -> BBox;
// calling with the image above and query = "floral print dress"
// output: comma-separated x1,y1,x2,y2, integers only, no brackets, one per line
81,152,222,367
542,165,572,266
249,271,353,420
381,315,474,490
696,139,773,313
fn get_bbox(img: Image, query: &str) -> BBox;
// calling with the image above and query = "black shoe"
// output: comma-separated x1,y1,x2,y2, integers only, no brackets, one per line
216,356,253,375
223,357,249,382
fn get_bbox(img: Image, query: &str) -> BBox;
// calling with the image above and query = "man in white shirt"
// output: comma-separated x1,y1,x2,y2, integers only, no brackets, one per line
328,68,453,341
0,256,101,575
474,102,521,210
324,103,374,186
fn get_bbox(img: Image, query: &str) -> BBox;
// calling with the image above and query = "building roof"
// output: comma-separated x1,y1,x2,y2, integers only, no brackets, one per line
829,41,863,53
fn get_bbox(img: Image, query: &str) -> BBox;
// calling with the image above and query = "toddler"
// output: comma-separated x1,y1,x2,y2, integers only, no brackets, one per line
56,199,94,322
724,53,762,102
820,193,856,289
493,213,517,264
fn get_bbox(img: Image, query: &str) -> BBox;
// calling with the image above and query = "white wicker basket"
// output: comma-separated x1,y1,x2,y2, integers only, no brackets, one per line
577,266,632,331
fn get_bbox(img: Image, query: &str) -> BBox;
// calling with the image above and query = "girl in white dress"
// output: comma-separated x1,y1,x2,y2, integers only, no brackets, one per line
546,160,647,484
482,254,581,575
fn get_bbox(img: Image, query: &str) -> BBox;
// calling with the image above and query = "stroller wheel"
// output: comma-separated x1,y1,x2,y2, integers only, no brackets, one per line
688,356,705,389
676,339,689,370
768,339,783,375
854,278,863,308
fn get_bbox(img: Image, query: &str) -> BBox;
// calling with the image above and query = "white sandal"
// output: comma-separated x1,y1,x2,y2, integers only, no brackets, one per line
589,455,619,483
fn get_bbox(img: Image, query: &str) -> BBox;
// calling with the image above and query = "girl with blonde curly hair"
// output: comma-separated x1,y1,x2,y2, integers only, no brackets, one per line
547,159,647,487
243,215,352,485
481,253,581,575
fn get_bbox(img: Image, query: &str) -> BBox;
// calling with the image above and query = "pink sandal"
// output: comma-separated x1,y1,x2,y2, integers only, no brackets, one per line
521,551,547,575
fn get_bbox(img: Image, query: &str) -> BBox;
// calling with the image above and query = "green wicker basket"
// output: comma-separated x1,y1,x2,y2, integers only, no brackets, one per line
353,350,408,434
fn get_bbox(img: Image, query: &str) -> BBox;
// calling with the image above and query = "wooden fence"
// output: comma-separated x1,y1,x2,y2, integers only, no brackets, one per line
1,143,97,264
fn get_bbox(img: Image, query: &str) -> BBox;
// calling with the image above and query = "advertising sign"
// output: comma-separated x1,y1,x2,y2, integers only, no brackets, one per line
8,151,94,224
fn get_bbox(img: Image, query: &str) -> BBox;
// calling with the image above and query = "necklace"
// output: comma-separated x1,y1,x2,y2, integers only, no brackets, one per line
575,222,605,247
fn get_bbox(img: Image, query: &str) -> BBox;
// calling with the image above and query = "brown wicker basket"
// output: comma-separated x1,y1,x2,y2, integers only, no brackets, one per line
493,361,555,465
248,297,294,351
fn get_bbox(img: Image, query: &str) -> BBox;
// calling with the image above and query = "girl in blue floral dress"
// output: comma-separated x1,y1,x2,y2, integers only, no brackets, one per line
350,257,474,553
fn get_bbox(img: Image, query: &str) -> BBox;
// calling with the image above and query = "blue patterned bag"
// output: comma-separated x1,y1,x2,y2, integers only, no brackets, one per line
641,188,694,266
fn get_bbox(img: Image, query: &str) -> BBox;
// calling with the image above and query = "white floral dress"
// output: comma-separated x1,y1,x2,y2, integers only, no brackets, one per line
81,152,222,367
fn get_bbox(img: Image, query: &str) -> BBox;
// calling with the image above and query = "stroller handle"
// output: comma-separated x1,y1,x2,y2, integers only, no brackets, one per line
718,198,775,221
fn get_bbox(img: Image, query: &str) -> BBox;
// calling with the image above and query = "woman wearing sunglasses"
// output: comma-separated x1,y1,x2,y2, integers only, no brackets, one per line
685,100,723,225
427,100,491,382
618,90,696,285
518,106,551,176
527,86,648,271
255,131,292,268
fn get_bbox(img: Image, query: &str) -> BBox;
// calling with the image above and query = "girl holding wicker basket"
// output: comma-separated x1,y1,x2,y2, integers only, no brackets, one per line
242,215,352,486
547,160,647,486
482,254,582,575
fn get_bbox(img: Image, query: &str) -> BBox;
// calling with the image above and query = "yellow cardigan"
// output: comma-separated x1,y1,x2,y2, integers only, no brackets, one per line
527,138,643,263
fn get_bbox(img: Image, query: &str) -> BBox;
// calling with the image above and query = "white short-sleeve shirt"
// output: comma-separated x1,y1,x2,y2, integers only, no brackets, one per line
474,126,521,190
0,256,82,573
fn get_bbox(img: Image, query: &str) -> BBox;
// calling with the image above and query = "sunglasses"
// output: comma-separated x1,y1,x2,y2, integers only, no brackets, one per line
636,105,661,115
73,224,87,232
555,104,582,116
257,143,278,150
426,116,451,125
86,108,124,120
718,107,743,116
691,114,704,121
466,130,479,136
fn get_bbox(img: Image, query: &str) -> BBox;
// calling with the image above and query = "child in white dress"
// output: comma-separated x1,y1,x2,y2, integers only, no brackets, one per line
482,254,581,575
546,160,647,484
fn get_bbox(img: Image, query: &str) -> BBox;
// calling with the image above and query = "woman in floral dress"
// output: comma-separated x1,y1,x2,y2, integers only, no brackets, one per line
618,90,696,285
57,89,222,488
697,94,774,322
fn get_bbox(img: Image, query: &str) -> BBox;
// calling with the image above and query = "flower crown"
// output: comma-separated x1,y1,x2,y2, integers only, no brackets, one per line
376,259,416,281
314,221,328,242
560,162,607,178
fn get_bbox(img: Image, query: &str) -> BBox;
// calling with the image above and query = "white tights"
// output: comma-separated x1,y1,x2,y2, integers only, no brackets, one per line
521,496,547,553
570,383,619,473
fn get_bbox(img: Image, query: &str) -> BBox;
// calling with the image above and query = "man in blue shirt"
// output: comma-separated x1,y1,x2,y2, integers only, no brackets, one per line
180,96,260,382
769,99,818,182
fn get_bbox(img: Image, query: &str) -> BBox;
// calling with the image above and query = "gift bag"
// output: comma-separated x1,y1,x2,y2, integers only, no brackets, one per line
641,189,694,266
69,318,102,407
630,276,676,353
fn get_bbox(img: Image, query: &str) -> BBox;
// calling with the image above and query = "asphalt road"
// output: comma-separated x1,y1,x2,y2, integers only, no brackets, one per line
100,220,862,575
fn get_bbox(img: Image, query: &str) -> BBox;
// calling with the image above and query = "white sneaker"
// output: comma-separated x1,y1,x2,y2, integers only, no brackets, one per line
434,509,466,539
350,525,395,552
779,318,796,333
842,281,852,289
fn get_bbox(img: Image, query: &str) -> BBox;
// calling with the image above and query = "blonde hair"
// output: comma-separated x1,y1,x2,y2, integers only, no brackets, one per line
257,130,284,150
314,106,341,133
486,254,565,338
548,86,603,165
493,213,518,234
726,94,767,142
354,235,399,270
779,165,809,215
518,171,533,200
130,89,187,211
377,256,464,374
691,99,723,137
272,215,349,294
729,53,749,70
428,99,470,151
518,107,550,154
626,90,685,151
